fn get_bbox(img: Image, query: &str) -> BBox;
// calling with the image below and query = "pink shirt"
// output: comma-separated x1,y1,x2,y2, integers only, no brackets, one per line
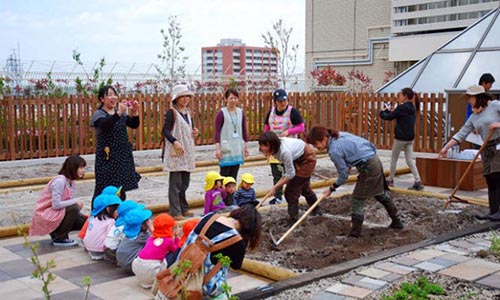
84,216,115,252
137,236,179,260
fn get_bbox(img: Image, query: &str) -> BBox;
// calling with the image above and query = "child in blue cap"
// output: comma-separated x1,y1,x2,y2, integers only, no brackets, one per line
104,199,145,263
116,207,152,274
83,185,122,260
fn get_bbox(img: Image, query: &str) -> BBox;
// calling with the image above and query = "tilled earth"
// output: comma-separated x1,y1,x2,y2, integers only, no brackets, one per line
247,193,483,272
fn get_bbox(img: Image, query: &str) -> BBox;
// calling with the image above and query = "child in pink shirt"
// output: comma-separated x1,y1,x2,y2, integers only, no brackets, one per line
83,186,122,260
132,213,179,289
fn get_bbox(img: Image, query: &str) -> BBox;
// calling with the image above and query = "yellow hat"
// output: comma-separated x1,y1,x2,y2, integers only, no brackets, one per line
223,176,236,186
205,171,224,191
240,173,255,184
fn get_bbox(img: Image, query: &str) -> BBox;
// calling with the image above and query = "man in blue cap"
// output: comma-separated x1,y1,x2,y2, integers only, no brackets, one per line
263,88,306,205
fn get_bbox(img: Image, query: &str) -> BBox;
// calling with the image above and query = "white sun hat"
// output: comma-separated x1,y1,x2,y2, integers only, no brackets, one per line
171,84,194,102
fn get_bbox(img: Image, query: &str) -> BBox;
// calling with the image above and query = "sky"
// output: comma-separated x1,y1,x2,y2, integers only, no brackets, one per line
0,0,306,74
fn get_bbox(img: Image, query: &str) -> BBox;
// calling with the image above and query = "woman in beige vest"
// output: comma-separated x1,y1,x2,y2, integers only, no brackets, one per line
162,84,198,220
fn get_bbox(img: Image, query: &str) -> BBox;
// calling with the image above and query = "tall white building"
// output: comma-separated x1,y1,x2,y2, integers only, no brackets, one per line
306,0,500,90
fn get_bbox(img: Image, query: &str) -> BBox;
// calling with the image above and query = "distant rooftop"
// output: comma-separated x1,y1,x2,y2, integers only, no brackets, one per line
217,39,245,47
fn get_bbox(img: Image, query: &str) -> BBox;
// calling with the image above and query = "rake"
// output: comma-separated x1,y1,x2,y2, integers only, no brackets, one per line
270,194,328,247
445,129,494,208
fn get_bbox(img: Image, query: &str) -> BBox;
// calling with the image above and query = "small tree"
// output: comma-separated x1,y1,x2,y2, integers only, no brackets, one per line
156,15,189,91
262,19,299,89
347,69,373,93
72,50,112,96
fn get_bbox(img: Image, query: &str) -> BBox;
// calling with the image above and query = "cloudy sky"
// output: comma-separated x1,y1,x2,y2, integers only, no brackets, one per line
1,0,305,74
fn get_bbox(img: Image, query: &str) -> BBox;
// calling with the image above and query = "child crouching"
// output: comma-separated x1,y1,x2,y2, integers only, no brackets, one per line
234,173,259,207
132,213,180,289
104,200,145,263
83,186,121,260
116,207,152,274
203,171,227,215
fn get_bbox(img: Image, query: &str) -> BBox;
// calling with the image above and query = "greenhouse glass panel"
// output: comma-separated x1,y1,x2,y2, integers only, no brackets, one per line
457,51,500,88
481,15,500,48
441,13,494,50
413,52,471,92
378,61,424,93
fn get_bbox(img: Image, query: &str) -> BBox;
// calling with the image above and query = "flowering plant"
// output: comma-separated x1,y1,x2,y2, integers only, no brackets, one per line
310,66,346,86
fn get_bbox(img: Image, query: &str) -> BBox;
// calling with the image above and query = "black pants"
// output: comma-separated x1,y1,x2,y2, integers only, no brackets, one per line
220,165,240,181
485,172,500,214
284,176,317,218
270,163,284,200
50,204,85,241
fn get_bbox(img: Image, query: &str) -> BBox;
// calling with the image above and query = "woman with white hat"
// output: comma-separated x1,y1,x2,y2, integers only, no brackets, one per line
162,84,199,221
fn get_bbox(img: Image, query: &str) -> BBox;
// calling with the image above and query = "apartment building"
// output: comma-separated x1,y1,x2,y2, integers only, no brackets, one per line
305,0,499,90
201,39,278,84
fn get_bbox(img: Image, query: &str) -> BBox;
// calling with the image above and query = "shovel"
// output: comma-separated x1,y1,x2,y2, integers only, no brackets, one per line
445,128,494,208
255,196,270,210
270,194,328,247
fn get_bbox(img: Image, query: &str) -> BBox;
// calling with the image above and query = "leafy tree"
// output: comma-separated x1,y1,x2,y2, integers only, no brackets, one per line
156,15,188,90
262,19,299,89
72,50,112,96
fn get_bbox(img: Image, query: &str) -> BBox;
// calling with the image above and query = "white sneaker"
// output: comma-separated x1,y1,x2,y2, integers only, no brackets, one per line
52,239,78,247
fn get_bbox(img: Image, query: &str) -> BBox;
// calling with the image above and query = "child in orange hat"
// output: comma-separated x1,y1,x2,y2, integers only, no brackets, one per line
165,218,200,266
132,213,180,289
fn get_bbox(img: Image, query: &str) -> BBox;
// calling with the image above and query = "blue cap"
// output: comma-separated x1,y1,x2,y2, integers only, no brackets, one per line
123,208,152,238
91,186,122,216
115,200,145,226
273,89,287,101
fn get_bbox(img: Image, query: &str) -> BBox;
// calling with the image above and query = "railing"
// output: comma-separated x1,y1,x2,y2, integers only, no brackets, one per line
0,92,446,161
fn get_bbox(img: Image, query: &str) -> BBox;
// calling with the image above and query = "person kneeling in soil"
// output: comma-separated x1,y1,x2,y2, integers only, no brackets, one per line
307,126,404,237
259,131,321,223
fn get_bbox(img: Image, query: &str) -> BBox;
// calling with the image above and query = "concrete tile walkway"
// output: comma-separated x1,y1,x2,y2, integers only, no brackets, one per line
312,229,500,300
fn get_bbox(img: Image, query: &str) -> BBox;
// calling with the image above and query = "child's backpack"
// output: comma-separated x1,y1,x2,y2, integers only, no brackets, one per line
154,214,242,300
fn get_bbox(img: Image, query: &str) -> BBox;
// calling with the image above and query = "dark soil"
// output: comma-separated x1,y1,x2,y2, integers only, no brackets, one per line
247,192,483,272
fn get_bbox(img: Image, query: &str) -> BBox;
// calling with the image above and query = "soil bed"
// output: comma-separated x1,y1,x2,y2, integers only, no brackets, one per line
248,192,483,272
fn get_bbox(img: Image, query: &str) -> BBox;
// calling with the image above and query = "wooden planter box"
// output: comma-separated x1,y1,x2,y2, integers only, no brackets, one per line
416,157,487,191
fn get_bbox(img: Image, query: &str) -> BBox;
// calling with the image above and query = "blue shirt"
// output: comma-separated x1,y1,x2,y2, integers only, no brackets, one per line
233,187,258,207
328,132,377,186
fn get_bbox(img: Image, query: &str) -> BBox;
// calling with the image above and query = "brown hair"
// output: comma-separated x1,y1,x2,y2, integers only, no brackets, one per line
258,131,281,155
58,155,86,180
307,125,339,145
473,93,493,109
224,88,239,99
229,204,262,250
401,87,420,111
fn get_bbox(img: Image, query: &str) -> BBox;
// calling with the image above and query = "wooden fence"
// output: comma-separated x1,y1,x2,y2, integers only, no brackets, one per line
0,92,446,161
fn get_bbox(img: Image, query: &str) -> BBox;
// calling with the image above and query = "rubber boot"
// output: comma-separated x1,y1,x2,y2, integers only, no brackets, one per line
377,196,404,230
349,214,364,237
287,204,299,226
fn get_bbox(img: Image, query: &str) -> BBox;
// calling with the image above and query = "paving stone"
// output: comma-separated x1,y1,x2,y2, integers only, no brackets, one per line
357,267,390,279
414,261,446,272
448,240,478,251
468,238,491,248
438,252,471,263
342,275,387,290
390,256,421,266
325,283,373,298
381,272,403,282
476,271,500,289
407,249,446,261
434,244,470,255
312,291,346,300
377,262,417,274
439,259,500,281
427,257,463,268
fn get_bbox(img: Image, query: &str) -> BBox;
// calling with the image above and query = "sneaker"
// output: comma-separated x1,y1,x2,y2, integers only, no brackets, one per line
386,178,394,187
182,211,194,217
269,198,282,205
52,239,77,247
89,252,104,261
408,181,424,191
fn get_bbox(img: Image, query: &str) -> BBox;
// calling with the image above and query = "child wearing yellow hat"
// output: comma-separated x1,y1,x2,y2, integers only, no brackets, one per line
234,173,259,207
203,171,227,215
222,176,237,207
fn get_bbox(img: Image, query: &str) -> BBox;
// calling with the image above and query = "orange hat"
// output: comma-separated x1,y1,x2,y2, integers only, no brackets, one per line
152,213,175,239
179,218,200,248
